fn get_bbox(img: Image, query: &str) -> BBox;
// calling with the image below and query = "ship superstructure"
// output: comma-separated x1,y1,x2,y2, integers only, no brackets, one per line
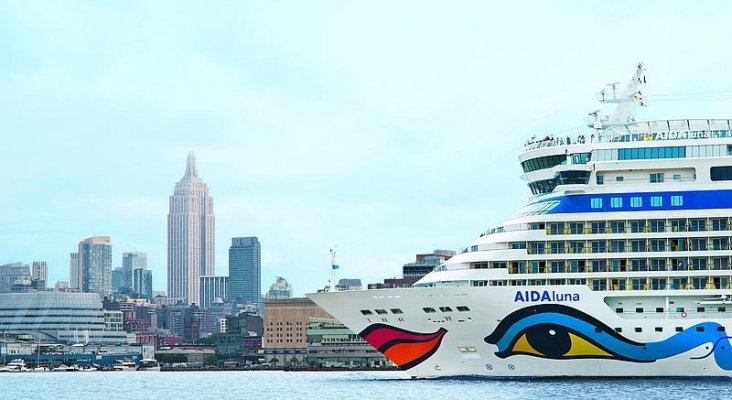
309,64,732,377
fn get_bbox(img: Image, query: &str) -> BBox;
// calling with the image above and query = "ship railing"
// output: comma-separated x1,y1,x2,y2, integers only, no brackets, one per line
522,119,732,152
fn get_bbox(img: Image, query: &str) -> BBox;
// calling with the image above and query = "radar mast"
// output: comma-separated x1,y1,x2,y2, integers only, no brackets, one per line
593,62,647,127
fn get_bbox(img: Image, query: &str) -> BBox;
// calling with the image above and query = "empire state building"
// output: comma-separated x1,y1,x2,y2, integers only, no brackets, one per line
167,153,215,304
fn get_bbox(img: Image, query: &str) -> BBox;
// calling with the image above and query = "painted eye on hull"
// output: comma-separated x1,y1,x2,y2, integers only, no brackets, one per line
485,304,644,362
485,304,732,370
501,322,613,359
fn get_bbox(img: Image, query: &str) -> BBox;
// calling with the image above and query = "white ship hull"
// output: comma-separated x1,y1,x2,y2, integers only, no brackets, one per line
309,286,732,378
308,65,732,378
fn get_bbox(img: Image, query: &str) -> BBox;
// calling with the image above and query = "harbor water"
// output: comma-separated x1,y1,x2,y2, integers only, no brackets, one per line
5,370,732,400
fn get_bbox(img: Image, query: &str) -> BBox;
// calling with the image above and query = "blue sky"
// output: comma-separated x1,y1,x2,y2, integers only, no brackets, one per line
2,1,732,295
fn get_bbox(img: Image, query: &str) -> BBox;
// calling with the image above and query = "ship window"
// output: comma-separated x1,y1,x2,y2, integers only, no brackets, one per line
528,178,558,195
375,309,388,315
696,326,705,332
615,176,624,182
697,307,705,313
618,146,686,160
711,166,732,181
630,197,643,208
615,327,622,333
649,172,664,183
673,174,681,181
456,306,470,312
594,328,602,333
650,196,663,207
720,307,727,312
635,327,642,333
718,326,726,332
656,307,664,313
655,327,663,332
422,307,436,313
671,195,683,206
635,307,643,313
676,307,685,313
676,327,683,332
439,307,453,312
597,175,604,185
615,307,623,313
360,310,373,315
521,154,566,173
571,153,591,164
470,245,478,252
556,170,590,185
610,197,623,208
590,198,603,209
390,308,403,314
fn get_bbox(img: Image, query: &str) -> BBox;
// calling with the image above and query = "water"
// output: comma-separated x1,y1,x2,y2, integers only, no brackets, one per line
5,371,732,400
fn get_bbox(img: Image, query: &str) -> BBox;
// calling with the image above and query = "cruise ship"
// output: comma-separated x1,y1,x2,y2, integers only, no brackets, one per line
308,64,732,378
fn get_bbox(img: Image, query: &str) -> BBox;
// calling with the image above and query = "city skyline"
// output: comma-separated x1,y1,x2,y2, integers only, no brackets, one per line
5,2,732,296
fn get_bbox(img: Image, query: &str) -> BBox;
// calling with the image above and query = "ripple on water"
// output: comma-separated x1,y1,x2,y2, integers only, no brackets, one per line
5,371,732,400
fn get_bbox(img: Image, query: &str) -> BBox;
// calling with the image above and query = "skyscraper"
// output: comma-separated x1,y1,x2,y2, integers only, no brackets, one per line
111,268,124,292
167,153,215,305
31,261,48,288
78,236,112,298
69,252,80,289
133,268,153,300
199,276,228,308
122,252,147,291
265,276,292,299
228,237,261,311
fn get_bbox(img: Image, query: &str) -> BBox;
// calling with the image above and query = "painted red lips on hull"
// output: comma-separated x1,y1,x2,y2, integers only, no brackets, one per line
359,324,447,370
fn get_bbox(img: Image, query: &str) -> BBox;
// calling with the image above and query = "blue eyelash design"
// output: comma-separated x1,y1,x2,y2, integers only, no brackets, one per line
485,304,732,370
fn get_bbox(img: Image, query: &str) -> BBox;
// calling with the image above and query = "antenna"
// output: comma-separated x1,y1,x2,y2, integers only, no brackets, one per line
606,82,621,101
592,63,647,126
329,248,338,293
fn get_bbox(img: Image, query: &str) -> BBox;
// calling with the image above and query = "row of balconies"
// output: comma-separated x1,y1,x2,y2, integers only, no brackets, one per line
526,241,732,255
485,219,732,238
545,227,721,235
545,224,729,235
508,265,731,274
489,277,726,291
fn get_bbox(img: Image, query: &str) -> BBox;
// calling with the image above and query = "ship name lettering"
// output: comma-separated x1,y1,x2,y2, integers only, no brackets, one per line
654,131,711,141
514,290,580,303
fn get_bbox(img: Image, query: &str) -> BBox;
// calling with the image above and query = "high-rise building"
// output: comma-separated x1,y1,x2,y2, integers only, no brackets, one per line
228,237,261,310
31,261,47,282
167,153,215,305
122,252,147,292
111,268,125,292
78,236,113,298
69,252,80,289
265,276,293,299
133,268,153,300
31,261,48,289
0,263,32,293
199,276,228,308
